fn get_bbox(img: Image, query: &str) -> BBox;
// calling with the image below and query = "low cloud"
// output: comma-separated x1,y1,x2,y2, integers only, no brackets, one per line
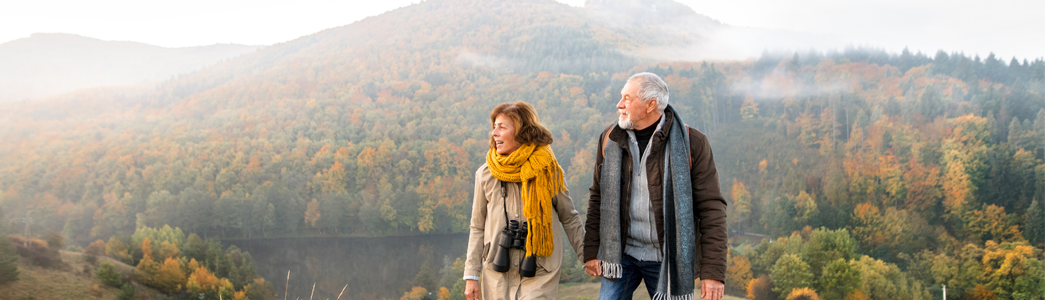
455,50,510,69
627,24,850,62
732,77,853,101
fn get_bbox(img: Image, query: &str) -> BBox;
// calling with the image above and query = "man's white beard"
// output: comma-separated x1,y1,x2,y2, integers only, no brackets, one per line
617,110,635,130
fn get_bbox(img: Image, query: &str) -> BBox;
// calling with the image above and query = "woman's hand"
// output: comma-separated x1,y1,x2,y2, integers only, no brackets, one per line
464,279,480,300
584,259,601,277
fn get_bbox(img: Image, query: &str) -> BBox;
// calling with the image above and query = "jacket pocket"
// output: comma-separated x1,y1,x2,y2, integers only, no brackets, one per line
535,255,559,273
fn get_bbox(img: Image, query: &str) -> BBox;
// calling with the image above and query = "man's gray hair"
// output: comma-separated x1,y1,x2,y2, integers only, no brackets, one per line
628,72,669,112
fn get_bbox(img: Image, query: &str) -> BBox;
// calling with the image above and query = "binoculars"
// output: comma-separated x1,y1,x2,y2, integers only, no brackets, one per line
491,220,537,277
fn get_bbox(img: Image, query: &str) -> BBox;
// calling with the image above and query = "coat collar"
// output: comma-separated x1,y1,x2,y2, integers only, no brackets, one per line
607,105,677,150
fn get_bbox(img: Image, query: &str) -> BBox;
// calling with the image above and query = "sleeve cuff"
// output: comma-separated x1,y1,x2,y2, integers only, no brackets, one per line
463,275,480,281
699,266,726,282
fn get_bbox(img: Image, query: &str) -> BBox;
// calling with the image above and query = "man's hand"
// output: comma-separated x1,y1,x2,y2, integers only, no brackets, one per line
700,279,724,300
584,259,602,277
464,279,480,300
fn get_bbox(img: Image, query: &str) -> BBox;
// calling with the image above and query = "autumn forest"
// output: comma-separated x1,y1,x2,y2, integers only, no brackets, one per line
0,0,1042,299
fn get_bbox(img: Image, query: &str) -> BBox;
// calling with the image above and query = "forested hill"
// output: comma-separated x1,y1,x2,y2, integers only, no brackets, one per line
0,0,649,241
0,33,260,103
1,0,1043,280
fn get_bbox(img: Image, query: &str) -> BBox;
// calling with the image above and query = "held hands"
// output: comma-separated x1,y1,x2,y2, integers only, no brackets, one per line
700,279,724,300
584,259,601,277
464,279,479,300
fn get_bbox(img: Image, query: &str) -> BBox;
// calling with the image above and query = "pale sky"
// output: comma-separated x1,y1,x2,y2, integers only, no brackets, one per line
3,0,1042,60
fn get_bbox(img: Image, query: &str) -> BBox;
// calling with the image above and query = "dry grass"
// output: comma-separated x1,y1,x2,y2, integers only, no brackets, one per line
557,281,747,300
0,250,162,300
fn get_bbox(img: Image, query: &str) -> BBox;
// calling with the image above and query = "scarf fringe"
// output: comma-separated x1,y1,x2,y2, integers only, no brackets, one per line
652,293,694,300
600,262,623,279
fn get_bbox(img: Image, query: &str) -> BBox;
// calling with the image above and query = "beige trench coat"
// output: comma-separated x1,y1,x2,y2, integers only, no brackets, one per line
464,163,585,300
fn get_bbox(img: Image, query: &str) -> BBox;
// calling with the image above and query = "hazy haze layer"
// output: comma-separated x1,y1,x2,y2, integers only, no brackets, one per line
0,33,260,102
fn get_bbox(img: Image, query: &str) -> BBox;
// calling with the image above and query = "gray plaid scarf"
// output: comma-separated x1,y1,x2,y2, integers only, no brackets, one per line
598,105,695,300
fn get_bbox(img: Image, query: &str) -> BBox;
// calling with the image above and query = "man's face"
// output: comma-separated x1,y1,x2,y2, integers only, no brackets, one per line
617,80,656,130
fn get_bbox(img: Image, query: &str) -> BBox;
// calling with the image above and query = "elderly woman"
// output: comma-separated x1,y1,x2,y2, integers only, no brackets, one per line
463,101,585,300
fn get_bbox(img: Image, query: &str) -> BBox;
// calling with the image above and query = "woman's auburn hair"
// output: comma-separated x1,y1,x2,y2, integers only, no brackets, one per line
489,101,554,149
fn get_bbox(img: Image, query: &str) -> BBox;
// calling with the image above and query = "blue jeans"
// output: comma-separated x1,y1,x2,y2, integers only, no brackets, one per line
597,255,661,300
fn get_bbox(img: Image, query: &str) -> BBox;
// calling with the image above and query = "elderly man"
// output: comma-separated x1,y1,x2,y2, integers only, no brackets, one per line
583,72,727,300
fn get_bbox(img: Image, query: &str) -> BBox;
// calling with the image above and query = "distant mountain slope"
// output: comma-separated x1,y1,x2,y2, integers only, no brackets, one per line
0,33,261,102
583,0,845,61
0,0,647,240
2,0,642,117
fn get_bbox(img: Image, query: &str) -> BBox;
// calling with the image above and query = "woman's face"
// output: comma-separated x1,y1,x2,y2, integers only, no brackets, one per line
491,113,521,155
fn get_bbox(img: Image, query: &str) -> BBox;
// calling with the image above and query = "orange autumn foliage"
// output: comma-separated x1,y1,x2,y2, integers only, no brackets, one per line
746,274,774,300
187,266,235,299
726,254,753,296
437,287,450,300
154,257,186,294
785,287,821,300
401,286,429,300
966,284,997,300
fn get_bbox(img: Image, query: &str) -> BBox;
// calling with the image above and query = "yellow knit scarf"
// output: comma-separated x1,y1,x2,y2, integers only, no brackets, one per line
486,143,566,257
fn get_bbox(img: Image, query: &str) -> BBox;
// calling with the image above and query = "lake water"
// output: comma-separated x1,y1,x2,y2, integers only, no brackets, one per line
227,234,469,300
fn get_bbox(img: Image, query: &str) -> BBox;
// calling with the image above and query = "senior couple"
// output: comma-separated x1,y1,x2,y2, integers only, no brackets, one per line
462,72,728,300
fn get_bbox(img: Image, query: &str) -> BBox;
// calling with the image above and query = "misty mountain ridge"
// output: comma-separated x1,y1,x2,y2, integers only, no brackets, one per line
3,0,643,119
0,33,261,103
585,0,718,25
1,0,848,108
583,0,852,61
33,1,815,100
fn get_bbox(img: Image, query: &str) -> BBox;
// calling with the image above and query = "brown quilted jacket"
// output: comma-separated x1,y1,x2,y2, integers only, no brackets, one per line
582,110,728,282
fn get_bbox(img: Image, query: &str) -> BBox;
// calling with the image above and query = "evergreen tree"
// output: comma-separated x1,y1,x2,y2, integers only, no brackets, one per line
96,261,122,287
899,47,914,73
987,113,1004,144
919,85,944,119
237,252,257,289
1027,200,1044,247
1009,57,1023,81
116,283,136,300
182,233,206,262
934,50,952,74
1009,117,1024,148
450,279,466,300
787,53,801,74
984,53,1006,82
953,54,976,83
204,239,223,273
1035,109,1045,150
